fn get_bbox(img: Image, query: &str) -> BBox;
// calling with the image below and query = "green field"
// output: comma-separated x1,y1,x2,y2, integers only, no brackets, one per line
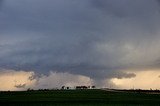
0,89,160,106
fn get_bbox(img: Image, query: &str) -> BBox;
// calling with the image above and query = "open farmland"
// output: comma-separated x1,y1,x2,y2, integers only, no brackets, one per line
0,89,160,106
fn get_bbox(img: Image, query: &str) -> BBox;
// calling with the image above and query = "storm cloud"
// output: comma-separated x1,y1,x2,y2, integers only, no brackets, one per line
0,0,160,84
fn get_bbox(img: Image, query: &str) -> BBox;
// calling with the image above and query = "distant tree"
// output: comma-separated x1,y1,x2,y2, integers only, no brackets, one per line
61,86,65,90
66,87,69,90
76,86,88,89
27,88,31,91
27,88,34,91
92,86,96,89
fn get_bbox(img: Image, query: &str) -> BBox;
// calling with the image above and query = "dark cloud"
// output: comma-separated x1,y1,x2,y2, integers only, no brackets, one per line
92,0,159,16
0,0,3,4
0,0,3,9
115,72,136,79
0,0,160,81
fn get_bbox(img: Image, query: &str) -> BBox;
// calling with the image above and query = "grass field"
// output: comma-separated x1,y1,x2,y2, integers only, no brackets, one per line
0,89,160,106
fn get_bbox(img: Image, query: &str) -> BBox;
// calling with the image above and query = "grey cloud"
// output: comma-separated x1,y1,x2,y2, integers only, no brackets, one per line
0,0,3,9
92,0,160,17
0,0,3,5
0,0,160,81
114,72,136,79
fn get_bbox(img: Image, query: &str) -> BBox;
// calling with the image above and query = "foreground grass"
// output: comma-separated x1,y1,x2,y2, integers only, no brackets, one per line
0,89,160,106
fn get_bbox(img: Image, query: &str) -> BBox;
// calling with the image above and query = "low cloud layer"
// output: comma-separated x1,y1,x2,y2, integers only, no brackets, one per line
0,70,94,91
0,0,160,90
0,70,36,91
0,70,159,91
112,69,160,89
34,72,93,89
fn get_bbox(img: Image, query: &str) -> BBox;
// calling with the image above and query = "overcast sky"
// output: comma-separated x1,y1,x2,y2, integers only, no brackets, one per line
1,0,160,90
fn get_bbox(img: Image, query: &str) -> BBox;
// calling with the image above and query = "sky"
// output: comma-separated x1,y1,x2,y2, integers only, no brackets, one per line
1,0,160,90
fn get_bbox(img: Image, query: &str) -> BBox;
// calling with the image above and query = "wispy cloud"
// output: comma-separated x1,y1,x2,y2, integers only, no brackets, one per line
111,69,160,89
14,84,26,89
